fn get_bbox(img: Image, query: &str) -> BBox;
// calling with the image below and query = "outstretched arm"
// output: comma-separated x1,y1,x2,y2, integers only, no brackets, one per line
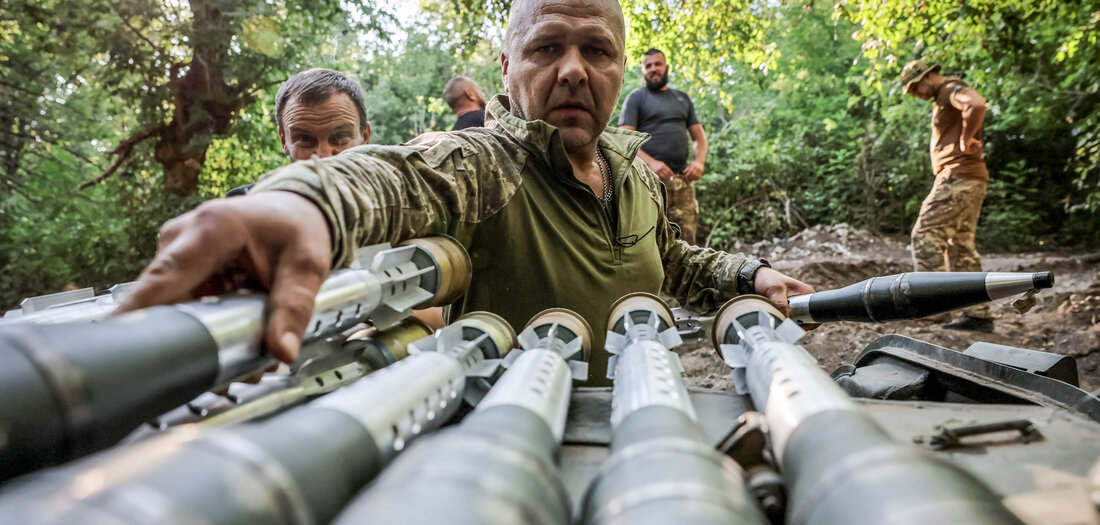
662,239,814,316
118,133,523,363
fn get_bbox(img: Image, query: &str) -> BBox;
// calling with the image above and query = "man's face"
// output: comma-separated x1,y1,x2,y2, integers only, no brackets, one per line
905,76,935,101
642,52,669,91
501,0,626,151
279,92,369,161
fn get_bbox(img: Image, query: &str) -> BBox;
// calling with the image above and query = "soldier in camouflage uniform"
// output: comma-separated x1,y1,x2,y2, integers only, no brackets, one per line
902,59,994,332
119,0,815,385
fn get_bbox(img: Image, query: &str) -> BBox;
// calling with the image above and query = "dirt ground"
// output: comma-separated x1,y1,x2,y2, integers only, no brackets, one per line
677,224,1100,393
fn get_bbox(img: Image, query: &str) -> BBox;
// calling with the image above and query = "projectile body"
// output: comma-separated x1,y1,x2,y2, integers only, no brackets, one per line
333,308,592,525
123,316,435,435
713,295,1024,525
788,271,1054,324
581,293,767,525
0,236,470,481
0,312,516,524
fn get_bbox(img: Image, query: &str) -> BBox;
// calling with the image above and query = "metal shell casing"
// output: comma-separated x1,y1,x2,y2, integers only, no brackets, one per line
329,310,589,525
398,235,472,307
710,294,1024,525
583,293,767,525
525,308,594,364
477,348,574,442
352,316,434,365
315,351,466,460
604,293,690,427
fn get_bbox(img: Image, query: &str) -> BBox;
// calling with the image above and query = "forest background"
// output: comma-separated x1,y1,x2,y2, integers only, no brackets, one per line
2,0,1098,308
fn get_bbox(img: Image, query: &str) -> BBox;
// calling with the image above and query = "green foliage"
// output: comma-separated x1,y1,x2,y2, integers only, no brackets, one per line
628,0,1099,252
0,0,391,307
3,0,1098,309
198,99,286,198
623,0,777,112
359,28,501,144
837,0,1100,242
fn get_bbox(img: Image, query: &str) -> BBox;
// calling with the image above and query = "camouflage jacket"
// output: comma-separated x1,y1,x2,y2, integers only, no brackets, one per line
252,95,756,383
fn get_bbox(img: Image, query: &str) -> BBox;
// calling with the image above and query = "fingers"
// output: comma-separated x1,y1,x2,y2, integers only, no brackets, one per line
264,247,330,363
767,289,792,317
683,164,702,181
787,277,815,296
753,267,816,318
412,307,446,331
118,204,247,314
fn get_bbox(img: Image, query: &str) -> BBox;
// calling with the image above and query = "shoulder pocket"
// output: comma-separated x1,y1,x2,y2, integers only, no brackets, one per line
414,135,467,170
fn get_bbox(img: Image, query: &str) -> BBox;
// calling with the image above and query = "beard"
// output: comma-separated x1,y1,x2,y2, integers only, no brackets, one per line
645,71,669,91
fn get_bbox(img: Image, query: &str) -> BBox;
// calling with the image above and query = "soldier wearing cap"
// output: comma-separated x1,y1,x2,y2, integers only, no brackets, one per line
901,59,993,332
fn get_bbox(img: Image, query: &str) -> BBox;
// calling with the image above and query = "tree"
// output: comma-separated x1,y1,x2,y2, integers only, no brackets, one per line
839,0,1100,235
0,0,392,306
3,0,392,195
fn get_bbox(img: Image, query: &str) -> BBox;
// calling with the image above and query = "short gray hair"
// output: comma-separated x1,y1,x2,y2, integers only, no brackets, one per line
274,68,369,133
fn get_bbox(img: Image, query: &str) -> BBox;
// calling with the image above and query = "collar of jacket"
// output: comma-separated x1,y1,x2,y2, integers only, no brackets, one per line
484,95,649,185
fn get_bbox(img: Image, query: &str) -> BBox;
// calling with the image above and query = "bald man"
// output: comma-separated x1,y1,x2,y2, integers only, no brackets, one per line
119,0,814,385
443,76,487,130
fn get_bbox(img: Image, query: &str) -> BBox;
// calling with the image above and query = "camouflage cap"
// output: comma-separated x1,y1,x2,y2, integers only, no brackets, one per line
899,59,940,93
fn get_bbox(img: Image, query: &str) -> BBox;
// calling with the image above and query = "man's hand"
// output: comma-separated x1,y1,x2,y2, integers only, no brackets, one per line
753,267,816,320
960,136,983,154
116,191,333,364
645,157,676,182
683,160,705,182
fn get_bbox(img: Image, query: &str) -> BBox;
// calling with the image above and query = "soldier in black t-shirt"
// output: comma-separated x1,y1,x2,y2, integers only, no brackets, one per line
444,76,487,130
619,48,708,245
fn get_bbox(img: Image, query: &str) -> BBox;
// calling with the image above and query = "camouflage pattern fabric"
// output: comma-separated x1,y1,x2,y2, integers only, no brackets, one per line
665,176,699,245
912,170,990,318
253,95,758,384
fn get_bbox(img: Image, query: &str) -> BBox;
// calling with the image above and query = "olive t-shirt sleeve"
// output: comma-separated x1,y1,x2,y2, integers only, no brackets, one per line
627,157,750,311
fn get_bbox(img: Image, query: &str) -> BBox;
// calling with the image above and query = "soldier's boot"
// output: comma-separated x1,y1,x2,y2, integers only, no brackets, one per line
943,313,994,333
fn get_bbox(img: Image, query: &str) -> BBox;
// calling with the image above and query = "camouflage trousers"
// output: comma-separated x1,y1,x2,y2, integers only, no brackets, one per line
911,171,990,318
666,176,699,245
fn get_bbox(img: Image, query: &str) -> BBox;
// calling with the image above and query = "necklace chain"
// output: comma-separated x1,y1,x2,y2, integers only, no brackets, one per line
595,150,613,208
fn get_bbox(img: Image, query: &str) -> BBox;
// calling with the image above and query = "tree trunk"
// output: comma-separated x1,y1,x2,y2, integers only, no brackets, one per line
152,0,252,195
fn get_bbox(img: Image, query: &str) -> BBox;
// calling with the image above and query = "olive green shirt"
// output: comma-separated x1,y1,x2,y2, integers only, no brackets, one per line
931,78,988,180
252,95,753,384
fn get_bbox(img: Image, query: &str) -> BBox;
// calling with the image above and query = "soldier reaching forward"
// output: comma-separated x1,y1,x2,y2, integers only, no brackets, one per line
117,0,814,385
901,59,994,332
